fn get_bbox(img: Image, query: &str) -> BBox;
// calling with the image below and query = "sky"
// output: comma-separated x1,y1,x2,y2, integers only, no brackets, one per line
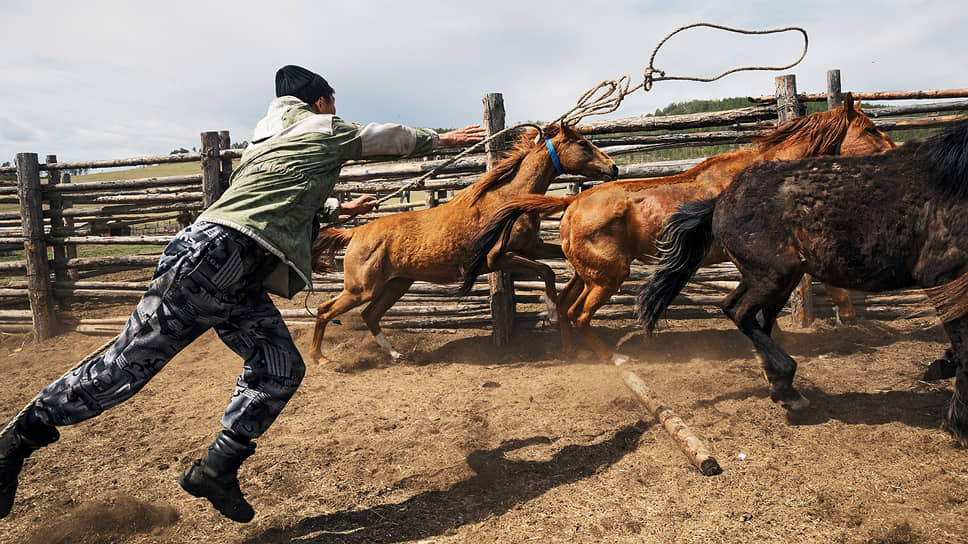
1,0,965,164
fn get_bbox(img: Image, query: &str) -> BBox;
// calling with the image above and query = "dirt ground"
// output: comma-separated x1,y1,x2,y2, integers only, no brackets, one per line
0,303,966,544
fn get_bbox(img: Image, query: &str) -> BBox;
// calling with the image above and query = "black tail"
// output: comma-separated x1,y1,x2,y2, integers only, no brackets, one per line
636,197,718,334
458,205,527,296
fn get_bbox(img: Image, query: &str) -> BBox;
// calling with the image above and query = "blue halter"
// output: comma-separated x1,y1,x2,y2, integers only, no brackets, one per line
545,138,564,176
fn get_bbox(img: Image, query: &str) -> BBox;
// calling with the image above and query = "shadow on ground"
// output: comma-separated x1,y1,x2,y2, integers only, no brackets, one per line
696,384,952,430
241,423,648,544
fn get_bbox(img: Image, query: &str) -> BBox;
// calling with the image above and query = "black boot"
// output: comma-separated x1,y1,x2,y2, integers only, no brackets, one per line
179,430,256,523
0,410,60,519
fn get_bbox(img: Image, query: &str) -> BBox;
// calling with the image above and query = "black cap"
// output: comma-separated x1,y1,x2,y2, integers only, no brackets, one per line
275,65,334,105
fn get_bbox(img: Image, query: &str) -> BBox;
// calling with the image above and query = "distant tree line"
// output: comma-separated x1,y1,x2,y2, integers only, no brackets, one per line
170,141,248,154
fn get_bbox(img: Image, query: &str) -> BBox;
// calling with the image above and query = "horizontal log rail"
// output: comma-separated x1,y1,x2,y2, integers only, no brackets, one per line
338,156,486,181
748,88,968,103
873,114,968,131
0,144,476,175
45,202,204,218
38,175,203,195
575,104,777,134
860,99,968,117
52,193,203,205
48,235,171,245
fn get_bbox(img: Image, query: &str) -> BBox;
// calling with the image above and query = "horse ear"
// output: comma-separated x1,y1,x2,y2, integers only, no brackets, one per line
843,92,854,111
560,121,582,140
560,122,572,138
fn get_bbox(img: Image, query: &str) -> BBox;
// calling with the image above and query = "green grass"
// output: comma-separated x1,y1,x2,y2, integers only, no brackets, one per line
70,160,229,182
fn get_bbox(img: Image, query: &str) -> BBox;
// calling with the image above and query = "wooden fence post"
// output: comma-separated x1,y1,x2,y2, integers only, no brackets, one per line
201,131,222,208
827,69,842,108
16,153,56,340
219,130,233,192
46,155,72,310
60,173,78,281
425,189,438,208
567,180,583,197
484,92,515,345
777,75,814,327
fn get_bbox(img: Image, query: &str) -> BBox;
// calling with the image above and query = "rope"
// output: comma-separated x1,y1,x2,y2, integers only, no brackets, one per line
330,122,546,225
551,23,808,125
0,333,118,441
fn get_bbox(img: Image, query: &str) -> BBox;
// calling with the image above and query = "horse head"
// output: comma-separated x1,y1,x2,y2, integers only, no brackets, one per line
544,123,618,181
757,93,897,160
837,92,897,156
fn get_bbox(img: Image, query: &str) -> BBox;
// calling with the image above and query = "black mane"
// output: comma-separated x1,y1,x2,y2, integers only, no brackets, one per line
927,120,968,200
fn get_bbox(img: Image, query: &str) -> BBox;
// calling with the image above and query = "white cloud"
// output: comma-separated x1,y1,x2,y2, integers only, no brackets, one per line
1,0,966,162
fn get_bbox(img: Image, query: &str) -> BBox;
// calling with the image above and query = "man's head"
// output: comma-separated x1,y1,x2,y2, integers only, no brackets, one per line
275,65,335,114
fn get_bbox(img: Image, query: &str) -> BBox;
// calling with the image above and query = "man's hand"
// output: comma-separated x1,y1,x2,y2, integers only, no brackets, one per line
438,125,487,147
338,195,380,217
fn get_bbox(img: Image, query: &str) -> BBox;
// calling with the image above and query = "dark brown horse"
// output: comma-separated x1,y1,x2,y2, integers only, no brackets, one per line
308,124,617,364
638,120,968,446
463,97,896,363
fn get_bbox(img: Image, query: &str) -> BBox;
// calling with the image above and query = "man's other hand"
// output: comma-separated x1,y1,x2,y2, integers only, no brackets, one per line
438,125,487,147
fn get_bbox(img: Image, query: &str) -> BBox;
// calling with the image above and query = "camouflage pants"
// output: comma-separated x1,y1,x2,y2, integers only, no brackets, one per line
32,222,305,440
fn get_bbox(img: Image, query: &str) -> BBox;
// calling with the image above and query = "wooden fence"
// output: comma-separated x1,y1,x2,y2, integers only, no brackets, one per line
1,69,966,342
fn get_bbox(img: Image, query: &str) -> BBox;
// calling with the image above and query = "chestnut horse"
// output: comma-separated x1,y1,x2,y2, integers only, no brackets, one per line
462,96,896,363
309,124,617,364
637,121,968,446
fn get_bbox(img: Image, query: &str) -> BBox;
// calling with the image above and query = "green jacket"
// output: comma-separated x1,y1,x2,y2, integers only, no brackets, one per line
198,96,439,298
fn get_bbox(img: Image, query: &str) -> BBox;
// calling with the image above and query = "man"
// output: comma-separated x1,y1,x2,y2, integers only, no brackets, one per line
0,65,485,523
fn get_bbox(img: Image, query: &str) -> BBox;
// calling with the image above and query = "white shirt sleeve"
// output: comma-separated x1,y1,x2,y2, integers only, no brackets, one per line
358,122,418,156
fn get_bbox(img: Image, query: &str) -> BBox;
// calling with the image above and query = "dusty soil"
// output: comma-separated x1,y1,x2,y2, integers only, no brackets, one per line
0,304,966,544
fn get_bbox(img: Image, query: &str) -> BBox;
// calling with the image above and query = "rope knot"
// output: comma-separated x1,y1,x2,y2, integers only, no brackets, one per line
643,67,665,92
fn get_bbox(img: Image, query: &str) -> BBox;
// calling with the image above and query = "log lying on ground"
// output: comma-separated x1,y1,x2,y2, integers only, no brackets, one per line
619,368,723,476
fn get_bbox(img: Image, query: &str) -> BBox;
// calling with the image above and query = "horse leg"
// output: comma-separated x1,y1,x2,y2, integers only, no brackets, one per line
825,285,857,323
557,275,584,354
360,277,414,361
573,281,626,365
489,252,558,304
940,315,968,446
529,240,565,260
310,290,369,365
723,274,809,410
527,242,566,322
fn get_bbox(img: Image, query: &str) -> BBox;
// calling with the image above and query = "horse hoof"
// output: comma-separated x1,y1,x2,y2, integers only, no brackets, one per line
781,394,810,411
313,355,332,366
771,385,810,411
610,353,631,366
924,358,958,381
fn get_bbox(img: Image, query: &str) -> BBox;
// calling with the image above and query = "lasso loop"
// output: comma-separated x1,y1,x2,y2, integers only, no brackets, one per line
555,23,808,125
646,23,808,85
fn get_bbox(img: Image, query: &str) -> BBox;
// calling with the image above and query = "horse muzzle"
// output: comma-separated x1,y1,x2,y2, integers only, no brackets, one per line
602,164,619,181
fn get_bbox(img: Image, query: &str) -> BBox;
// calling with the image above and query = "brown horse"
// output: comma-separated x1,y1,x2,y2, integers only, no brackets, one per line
308,124,617,364
637,121,968,446
462,96,896,363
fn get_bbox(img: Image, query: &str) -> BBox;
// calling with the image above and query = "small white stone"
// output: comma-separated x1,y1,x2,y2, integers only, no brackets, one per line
737,453,747,460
